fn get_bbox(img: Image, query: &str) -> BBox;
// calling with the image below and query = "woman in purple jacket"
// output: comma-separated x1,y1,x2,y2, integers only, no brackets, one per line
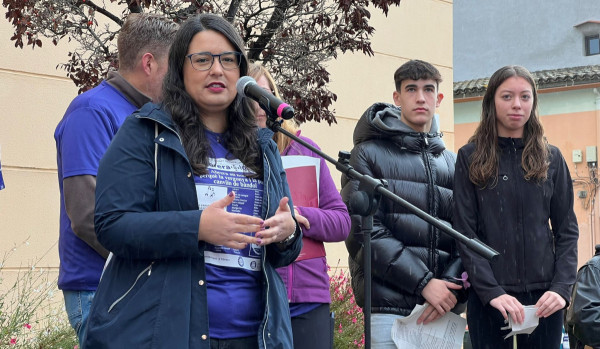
249,63,351,348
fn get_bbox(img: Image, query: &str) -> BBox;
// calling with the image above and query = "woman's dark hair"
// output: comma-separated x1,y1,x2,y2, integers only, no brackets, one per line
162,14,260,176
468,65,549,187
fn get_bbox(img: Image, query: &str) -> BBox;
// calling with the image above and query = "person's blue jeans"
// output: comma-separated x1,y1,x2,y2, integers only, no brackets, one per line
370,313,404,348
63,290,95,346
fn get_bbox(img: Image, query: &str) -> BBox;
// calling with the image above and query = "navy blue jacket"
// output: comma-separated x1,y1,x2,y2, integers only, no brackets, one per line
83,103,301,349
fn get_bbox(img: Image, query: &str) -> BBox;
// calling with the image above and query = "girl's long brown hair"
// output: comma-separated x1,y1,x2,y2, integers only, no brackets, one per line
468,65,549,188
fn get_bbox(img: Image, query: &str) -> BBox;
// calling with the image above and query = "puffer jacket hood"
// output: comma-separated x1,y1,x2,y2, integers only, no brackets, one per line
353,102,446,155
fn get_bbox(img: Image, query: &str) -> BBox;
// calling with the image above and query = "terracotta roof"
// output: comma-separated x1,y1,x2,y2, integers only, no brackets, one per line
454,65,600,99
574,20,600,27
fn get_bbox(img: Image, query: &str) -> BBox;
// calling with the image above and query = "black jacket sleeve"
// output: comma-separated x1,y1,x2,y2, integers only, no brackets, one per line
453,147,505,305
548,148,579,304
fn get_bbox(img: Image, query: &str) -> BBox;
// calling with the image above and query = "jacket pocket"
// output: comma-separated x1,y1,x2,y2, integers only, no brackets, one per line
108,261,154,313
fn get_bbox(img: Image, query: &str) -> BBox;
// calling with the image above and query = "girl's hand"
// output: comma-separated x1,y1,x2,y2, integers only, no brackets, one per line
490,294,525,325
198,191,262,249
535,291,566,318
257,197,296,245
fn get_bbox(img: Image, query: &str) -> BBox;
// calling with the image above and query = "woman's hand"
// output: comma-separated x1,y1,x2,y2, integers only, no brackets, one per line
256,197,296,245
490,294,525,325
294,207,310,230
535,291,566,318
198,191,263,249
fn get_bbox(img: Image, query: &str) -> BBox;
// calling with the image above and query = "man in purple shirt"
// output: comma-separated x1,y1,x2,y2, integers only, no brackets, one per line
54,13,178,346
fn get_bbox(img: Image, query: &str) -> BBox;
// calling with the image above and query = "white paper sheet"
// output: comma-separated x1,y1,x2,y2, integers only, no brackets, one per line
500,305,539,339
391,303,467,349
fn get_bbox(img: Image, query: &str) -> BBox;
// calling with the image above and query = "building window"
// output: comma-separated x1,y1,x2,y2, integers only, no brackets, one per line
585,35,600,56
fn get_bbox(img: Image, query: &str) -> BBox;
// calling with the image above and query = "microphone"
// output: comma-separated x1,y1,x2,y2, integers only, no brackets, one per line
236,76,295,120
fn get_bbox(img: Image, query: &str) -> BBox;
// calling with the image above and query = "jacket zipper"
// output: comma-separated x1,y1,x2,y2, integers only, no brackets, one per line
421,134,437,273
511,139,526,290
108,262,154,313
261,152,272,348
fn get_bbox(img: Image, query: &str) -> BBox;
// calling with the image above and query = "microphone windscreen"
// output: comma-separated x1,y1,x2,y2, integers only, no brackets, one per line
236,76,256,96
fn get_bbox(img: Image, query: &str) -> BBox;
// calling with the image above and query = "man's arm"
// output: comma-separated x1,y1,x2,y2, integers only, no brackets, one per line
64,175,109,259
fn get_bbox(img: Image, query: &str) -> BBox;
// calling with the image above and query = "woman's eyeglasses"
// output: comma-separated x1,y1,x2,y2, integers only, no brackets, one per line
186,51,242,71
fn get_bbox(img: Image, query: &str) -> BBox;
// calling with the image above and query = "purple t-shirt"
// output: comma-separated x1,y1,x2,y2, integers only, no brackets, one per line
54,80,139,291
194,130,265,339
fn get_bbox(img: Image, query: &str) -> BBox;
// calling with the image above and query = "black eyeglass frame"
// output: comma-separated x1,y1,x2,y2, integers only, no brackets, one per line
186,51,242,71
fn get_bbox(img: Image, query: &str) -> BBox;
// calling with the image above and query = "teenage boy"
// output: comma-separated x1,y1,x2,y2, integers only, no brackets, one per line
341,59,466,347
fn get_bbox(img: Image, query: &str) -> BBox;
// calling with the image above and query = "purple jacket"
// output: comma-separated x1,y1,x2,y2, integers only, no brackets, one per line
276,131,351,304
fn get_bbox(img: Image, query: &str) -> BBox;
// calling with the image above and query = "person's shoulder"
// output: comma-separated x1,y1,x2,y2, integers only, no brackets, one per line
547,143,562,155
62,81,132,120
122,104,167,129
133,102,168,119
546,144,567,164
69,81,122,107
296,134,321,149
457,142,476,154
440,148,457,160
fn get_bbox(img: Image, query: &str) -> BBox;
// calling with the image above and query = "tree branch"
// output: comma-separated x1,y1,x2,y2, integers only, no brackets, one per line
72,5,110,55
77,0,124,26
127,0,143,14
248,0,289,61
225,0,241,22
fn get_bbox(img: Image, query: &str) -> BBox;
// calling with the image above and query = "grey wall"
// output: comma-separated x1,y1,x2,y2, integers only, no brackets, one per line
454,0,600,81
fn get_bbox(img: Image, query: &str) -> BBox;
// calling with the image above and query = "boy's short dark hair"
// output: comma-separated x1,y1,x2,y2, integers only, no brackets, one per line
394,60,442,91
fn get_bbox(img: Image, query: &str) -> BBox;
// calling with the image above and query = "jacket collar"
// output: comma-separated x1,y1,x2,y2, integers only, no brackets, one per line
257,127,275,147
354,102,446,154
105,71,152,109
498,137,525,150
134,103,177,130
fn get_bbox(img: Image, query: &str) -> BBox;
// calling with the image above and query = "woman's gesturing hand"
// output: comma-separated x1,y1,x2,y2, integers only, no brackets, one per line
257,197,296,245
198,191,263,249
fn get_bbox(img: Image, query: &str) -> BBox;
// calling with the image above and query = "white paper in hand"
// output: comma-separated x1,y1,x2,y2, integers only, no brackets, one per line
500,305,539,339
391,303,466,349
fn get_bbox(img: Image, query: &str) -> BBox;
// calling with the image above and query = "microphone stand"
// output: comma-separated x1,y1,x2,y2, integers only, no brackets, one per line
265,117,499,349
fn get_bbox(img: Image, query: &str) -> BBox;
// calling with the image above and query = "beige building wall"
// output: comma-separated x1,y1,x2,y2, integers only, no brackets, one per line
0,0,453,284
0,20,78,289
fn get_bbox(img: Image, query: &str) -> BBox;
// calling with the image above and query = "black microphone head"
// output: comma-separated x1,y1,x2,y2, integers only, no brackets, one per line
236,76,256,97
